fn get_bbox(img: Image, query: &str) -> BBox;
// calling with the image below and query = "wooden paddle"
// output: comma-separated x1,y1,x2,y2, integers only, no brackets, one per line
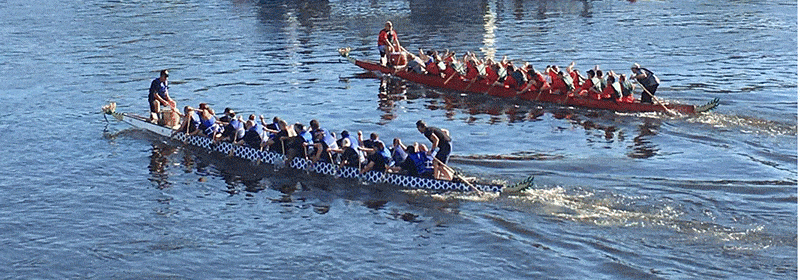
443,71,458,85
432,157,482,195
484,81,499,95
635,81,678,116
464,77,478,91
516,80,534,95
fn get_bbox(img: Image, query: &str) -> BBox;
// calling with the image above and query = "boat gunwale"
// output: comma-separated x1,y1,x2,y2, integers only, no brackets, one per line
114,112,509,193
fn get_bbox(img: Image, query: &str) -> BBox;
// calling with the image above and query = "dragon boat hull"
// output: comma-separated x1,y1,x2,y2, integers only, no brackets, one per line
109,111,528,193
350,59,718,114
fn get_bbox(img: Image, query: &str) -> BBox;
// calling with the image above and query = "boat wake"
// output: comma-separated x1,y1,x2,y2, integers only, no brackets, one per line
686,112,797,136
451,152,564,161
496,185,786,250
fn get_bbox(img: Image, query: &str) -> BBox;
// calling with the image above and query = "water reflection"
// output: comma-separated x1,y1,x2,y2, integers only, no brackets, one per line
481,1,497,60
628,119,661,159
149,143,178,189
377,76,407,122
373,76,664,157
255,0,331,30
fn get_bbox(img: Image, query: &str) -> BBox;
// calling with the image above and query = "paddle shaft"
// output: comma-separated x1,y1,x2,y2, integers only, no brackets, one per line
635,80,676,115
443,71,458,85
432,157,481,194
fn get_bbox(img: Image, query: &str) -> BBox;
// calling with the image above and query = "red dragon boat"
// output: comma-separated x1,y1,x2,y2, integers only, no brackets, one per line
340,52,719,115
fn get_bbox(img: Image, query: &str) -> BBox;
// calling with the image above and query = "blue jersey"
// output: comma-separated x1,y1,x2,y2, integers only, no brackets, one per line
148,78,168,101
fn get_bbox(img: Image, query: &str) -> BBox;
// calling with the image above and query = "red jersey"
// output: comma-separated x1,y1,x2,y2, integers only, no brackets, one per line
377,29,398,46
426,62,440,76
535,72,550,93
569,71,581,89
601,84,615,100
617,94,635,103
465,62,479,80
580,78,593,91
484,66,498,84
550,75,567,94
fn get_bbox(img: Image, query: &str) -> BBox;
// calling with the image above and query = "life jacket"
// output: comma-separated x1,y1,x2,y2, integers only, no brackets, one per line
484,66,498,84
188,111,201,134
298,130,313,144
569,71,583,89
497,66,508,81
451,61,467,76
408,152,433,175
634,68,660,87
601,84,616,100
200,114,219,136
465,62,480,80
590,77,603,93
550,74,567,93
317,128,338,149
562,74,576,92
425,61,440,75
377,29,396,46
511,70,526,87
222,119,244,141
621,79,634,97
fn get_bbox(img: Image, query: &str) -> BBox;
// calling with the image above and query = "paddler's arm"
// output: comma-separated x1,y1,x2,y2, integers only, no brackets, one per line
427,133,439,156
357,130,364,147
566,61,575,74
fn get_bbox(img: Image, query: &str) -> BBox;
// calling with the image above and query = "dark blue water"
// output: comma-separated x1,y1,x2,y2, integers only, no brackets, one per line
1,0,796,278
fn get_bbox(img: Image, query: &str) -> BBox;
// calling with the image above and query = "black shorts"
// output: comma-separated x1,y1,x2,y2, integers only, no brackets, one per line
435,142,451,164
149,98,160,113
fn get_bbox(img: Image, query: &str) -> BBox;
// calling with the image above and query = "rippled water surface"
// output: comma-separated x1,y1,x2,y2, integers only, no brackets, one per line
0,0,796,279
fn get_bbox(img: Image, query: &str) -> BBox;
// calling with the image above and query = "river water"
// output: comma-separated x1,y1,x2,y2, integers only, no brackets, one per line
1,0,796,279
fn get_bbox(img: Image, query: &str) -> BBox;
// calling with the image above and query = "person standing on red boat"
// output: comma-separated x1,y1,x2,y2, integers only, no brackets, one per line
631,63,660,103
377,21,399,66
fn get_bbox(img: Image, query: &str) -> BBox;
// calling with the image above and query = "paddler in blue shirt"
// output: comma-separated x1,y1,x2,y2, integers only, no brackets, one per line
309,119,338,163
148,69,176,124
240,120,263,149
631,63,660,104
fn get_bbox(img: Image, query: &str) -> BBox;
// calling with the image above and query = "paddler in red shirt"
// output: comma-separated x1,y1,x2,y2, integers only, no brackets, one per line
565,62,583,94
547,65,568,95
600,72,619,100
377,21,399,66
482,58,499,86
